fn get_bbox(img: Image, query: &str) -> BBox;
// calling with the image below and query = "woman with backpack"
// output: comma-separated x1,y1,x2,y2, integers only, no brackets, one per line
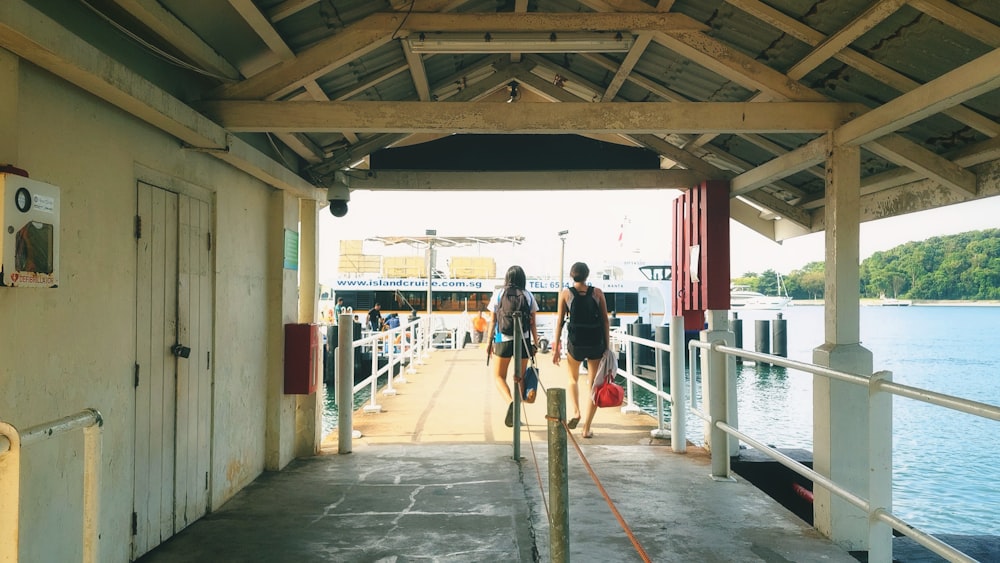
552,262,611,438
485,265,540,428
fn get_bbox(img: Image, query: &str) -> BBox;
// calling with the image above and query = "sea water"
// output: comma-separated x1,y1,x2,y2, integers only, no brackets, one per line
656,305,1000,537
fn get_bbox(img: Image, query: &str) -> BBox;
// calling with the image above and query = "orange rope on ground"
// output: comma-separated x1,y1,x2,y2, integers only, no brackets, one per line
563,418,653,563
520,378,652,563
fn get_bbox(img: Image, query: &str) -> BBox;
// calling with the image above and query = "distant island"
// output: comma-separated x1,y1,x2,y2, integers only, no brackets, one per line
734,228,1000,301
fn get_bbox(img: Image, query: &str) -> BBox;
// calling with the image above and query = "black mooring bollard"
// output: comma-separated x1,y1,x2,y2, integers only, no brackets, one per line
755,319,771,367
730,313,743,363
655,325,670,392
772,313,787,358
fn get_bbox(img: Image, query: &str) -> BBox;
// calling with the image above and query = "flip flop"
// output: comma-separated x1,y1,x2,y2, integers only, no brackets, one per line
582,431,594,439
567,417,580,430
504,402,514,428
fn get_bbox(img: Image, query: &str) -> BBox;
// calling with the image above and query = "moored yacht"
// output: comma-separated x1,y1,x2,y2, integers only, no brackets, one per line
731,274,793,310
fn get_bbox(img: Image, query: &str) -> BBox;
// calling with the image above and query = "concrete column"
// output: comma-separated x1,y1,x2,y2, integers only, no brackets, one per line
699,310,738,457
265,191,299,470
812,144,874,549
295,199,321,458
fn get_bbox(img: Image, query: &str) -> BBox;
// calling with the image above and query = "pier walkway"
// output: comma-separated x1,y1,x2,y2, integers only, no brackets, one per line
139,345,860,562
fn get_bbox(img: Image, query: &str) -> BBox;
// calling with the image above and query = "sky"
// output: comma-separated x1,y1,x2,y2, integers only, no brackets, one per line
318,188,1000,283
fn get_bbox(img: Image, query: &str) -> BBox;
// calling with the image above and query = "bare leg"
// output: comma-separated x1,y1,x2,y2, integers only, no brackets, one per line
494,356,513,404
581,358,601,437
565,356,583,420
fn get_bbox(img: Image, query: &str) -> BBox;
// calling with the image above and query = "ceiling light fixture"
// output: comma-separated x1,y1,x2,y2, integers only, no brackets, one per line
405,32,634,54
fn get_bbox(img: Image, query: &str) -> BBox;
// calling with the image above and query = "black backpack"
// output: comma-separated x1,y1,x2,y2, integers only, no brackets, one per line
568,286,603,346
496,287,530,336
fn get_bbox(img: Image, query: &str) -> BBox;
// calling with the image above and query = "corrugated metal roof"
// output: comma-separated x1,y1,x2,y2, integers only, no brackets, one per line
14,0,1000,240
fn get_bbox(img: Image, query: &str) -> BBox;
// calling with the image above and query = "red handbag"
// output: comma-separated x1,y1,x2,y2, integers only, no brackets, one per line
593,380,624,408
592,348,623,408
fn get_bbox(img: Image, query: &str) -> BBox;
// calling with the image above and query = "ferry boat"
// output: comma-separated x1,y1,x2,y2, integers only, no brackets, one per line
323,263,673,350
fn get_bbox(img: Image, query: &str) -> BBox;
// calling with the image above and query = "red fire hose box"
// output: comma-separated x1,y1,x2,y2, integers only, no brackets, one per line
284,323,319,394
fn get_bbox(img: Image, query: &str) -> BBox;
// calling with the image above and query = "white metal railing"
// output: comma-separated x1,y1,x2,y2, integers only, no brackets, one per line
352,321,428,412
335,315,430,452
687,336,999,563
0,409,104,563
606,318,687,452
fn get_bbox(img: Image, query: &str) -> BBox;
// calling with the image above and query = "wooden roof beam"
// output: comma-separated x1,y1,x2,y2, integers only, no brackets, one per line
835,47,1000,146
199,100,865,134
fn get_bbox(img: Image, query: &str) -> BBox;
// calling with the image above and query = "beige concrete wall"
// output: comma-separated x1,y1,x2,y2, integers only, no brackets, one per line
0,53,287,561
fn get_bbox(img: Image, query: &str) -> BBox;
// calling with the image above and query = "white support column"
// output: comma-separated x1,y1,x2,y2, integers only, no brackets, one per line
669,317,687,453
265,191,300,470
701,310,738,457
812,144,875,550
294,198,322,458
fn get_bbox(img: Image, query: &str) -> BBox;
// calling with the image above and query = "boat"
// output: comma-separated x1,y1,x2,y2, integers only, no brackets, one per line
323,262,673,351
731,274,792,310
877,294,912,306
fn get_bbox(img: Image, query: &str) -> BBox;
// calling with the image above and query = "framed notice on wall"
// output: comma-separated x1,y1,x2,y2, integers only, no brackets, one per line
283,229,298,270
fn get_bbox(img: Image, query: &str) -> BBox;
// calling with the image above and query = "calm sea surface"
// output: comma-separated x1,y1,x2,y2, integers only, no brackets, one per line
668,305,1000,537
324,305,1000,537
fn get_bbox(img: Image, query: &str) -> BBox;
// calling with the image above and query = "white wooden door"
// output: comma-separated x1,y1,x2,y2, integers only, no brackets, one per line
133,182,213,559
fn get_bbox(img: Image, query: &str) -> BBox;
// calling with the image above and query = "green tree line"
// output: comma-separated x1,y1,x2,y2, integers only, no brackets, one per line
734,229,1000,301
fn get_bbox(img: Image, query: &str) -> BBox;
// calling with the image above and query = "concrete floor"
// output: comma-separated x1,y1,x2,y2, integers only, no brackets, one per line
136,346,992,562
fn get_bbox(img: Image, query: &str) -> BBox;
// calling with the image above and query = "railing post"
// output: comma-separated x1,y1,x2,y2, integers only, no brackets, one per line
2,410,103,563
706,340,732,481
384,330,398,395
670,317,687,453
702,310,738,457
868,370,893,562
406,326,418,375
512,313,523,460
624,335,634,386
0,421,21,563
423,317,432,357
82,410,103,563
337,312,355,454
364,334,382,413
547,388,569,562
651,326,669,437
703,310,733,480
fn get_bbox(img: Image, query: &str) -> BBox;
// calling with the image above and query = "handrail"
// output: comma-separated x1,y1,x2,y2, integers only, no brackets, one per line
335,315,430,450
607,325,687,452
687,337,987,563
0,409,104,563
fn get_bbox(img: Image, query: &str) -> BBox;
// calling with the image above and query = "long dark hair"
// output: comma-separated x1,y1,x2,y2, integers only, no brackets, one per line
504,265,527,290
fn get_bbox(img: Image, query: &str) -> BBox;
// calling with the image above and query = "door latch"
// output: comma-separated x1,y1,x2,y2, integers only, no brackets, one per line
172,344,191,358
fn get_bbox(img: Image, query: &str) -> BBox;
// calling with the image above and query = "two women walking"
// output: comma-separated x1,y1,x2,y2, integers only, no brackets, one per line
486,262,611,437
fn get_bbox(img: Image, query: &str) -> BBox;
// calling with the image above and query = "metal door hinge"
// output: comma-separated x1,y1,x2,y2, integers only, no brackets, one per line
131,512,138,536
134,364,140,388
207,231,212,251
134,215,142,239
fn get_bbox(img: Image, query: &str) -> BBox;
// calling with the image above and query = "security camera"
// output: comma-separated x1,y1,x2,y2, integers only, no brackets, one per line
327,182,350,217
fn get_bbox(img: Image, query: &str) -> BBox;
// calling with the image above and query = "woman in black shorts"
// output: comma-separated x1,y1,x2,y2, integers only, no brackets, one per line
485,265,540,427
552,262,610,438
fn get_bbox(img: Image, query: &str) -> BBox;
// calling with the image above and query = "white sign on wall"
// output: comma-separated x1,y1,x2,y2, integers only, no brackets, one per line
1,173,60,288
